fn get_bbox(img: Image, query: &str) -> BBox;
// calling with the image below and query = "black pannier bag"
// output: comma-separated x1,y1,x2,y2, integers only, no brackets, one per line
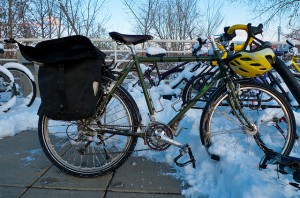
17,35,106,120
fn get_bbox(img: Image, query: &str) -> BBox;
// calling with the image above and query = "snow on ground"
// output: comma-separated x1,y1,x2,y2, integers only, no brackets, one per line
0,85,300,197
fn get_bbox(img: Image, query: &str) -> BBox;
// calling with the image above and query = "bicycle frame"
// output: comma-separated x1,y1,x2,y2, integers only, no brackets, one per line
94,43,235,139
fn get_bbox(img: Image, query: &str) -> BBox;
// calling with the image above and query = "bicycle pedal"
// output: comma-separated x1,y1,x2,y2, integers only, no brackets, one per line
162,95,172,100
174,145,196,168
210,154,220,161
293,170,300,183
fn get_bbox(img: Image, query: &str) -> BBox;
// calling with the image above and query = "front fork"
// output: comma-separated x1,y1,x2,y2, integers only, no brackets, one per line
225,79,253,129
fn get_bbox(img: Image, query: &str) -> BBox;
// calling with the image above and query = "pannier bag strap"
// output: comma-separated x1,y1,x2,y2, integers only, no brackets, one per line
58,64,67,113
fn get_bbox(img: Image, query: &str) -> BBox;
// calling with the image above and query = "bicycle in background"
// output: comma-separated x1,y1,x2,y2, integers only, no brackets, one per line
0,43,16,112
2,39,37,107
278,40,300,81
128,39,212,101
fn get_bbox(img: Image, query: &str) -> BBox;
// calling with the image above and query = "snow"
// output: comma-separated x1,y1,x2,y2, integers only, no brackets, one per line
0,66,14,82
146,47,166,56
0,83,299,197
0,95,16,112
0,98,39,139
3,62,35,80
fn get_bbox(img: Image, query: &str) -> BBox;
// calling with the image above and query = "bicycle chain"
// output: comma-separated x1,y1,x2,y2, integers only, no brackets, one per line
82,148,153,155
78,124,155,155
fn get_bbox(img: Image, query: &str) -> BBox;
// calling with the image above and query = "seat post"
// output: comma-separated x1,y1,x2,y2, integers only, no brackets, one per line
128,44,137,56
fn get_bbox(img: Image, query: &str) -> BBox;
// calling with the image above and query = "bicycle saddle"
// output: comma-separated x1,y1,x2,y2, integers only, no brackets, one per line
109,32,153,45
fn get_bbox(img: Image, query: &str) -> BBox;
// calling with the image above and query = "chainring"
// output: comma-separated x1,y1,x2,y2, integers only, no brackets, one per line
145,122,173,151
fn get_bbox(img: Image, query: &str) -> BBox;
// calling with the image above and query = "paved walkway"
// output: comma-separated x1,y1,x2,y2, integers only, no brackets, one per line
0,130,187,198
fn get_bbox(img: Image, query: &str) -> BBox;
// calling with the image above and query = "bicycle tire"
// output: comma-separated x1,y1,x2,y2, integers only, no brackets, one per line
160,68,184,87
0,67,16,112
38,82,140,178
3,63,36,107
200,81,296,161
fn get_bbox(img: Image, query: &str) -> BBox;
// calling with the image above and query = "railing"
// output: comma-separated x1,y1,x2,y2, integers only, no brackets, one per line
0,38,299,67
0,38,197,65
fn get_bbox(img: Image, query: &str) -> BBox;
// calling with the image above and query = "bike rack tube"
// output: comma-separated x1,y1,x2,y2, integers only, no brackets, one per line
272,57,300,106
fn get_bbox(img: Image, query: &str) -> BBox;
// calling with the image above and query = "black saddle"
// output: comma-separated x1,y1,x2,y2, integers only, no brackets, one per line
109,32,153,45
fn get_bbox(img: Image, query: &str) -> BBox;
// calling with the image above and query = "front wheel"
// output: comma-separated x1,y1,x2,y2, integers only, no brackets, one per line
200,81,296,161
38,85,140,177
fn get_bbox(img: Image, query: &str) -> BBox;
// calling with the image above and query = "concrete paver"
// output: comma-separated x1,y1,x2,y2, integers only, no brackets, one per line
0,130,51,187
109,156,184,194
32,166,111,190
106,191,184,198
0,187,26,198
0,130,187,198
21,188,105,198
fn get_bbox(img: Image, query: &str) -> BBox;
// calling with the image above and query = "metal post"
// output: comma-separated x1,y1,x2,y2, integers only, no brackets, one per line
278,26,282,50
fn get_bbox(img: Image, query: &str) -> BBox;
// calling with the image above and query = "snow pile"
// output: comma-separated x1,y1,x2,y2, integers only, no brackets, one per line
0,98,39,139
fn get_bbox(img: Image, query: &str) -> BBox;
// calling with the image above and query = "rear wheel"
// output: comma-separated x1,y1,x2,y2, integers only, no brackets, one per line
38,85,140,177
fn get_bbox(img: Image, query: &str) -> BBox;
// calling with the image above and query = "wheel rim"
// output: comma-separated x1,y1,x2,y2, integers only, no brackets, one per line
204,85,294,159
41,91,135,175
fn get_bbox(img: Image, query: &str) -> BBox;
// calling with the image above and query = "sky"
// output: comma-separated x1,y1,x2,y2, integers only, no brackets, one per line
105,0,282,42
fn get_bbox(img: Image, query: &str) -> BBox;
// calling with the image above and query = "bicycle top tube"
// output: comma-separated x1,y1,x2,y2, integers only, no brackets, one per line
138,55,219,63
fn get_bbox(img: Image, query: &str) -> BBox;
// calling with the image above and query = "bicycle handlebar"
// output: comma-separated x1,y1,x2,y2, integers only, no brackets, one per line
275,40,298,56
222,23,263,52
